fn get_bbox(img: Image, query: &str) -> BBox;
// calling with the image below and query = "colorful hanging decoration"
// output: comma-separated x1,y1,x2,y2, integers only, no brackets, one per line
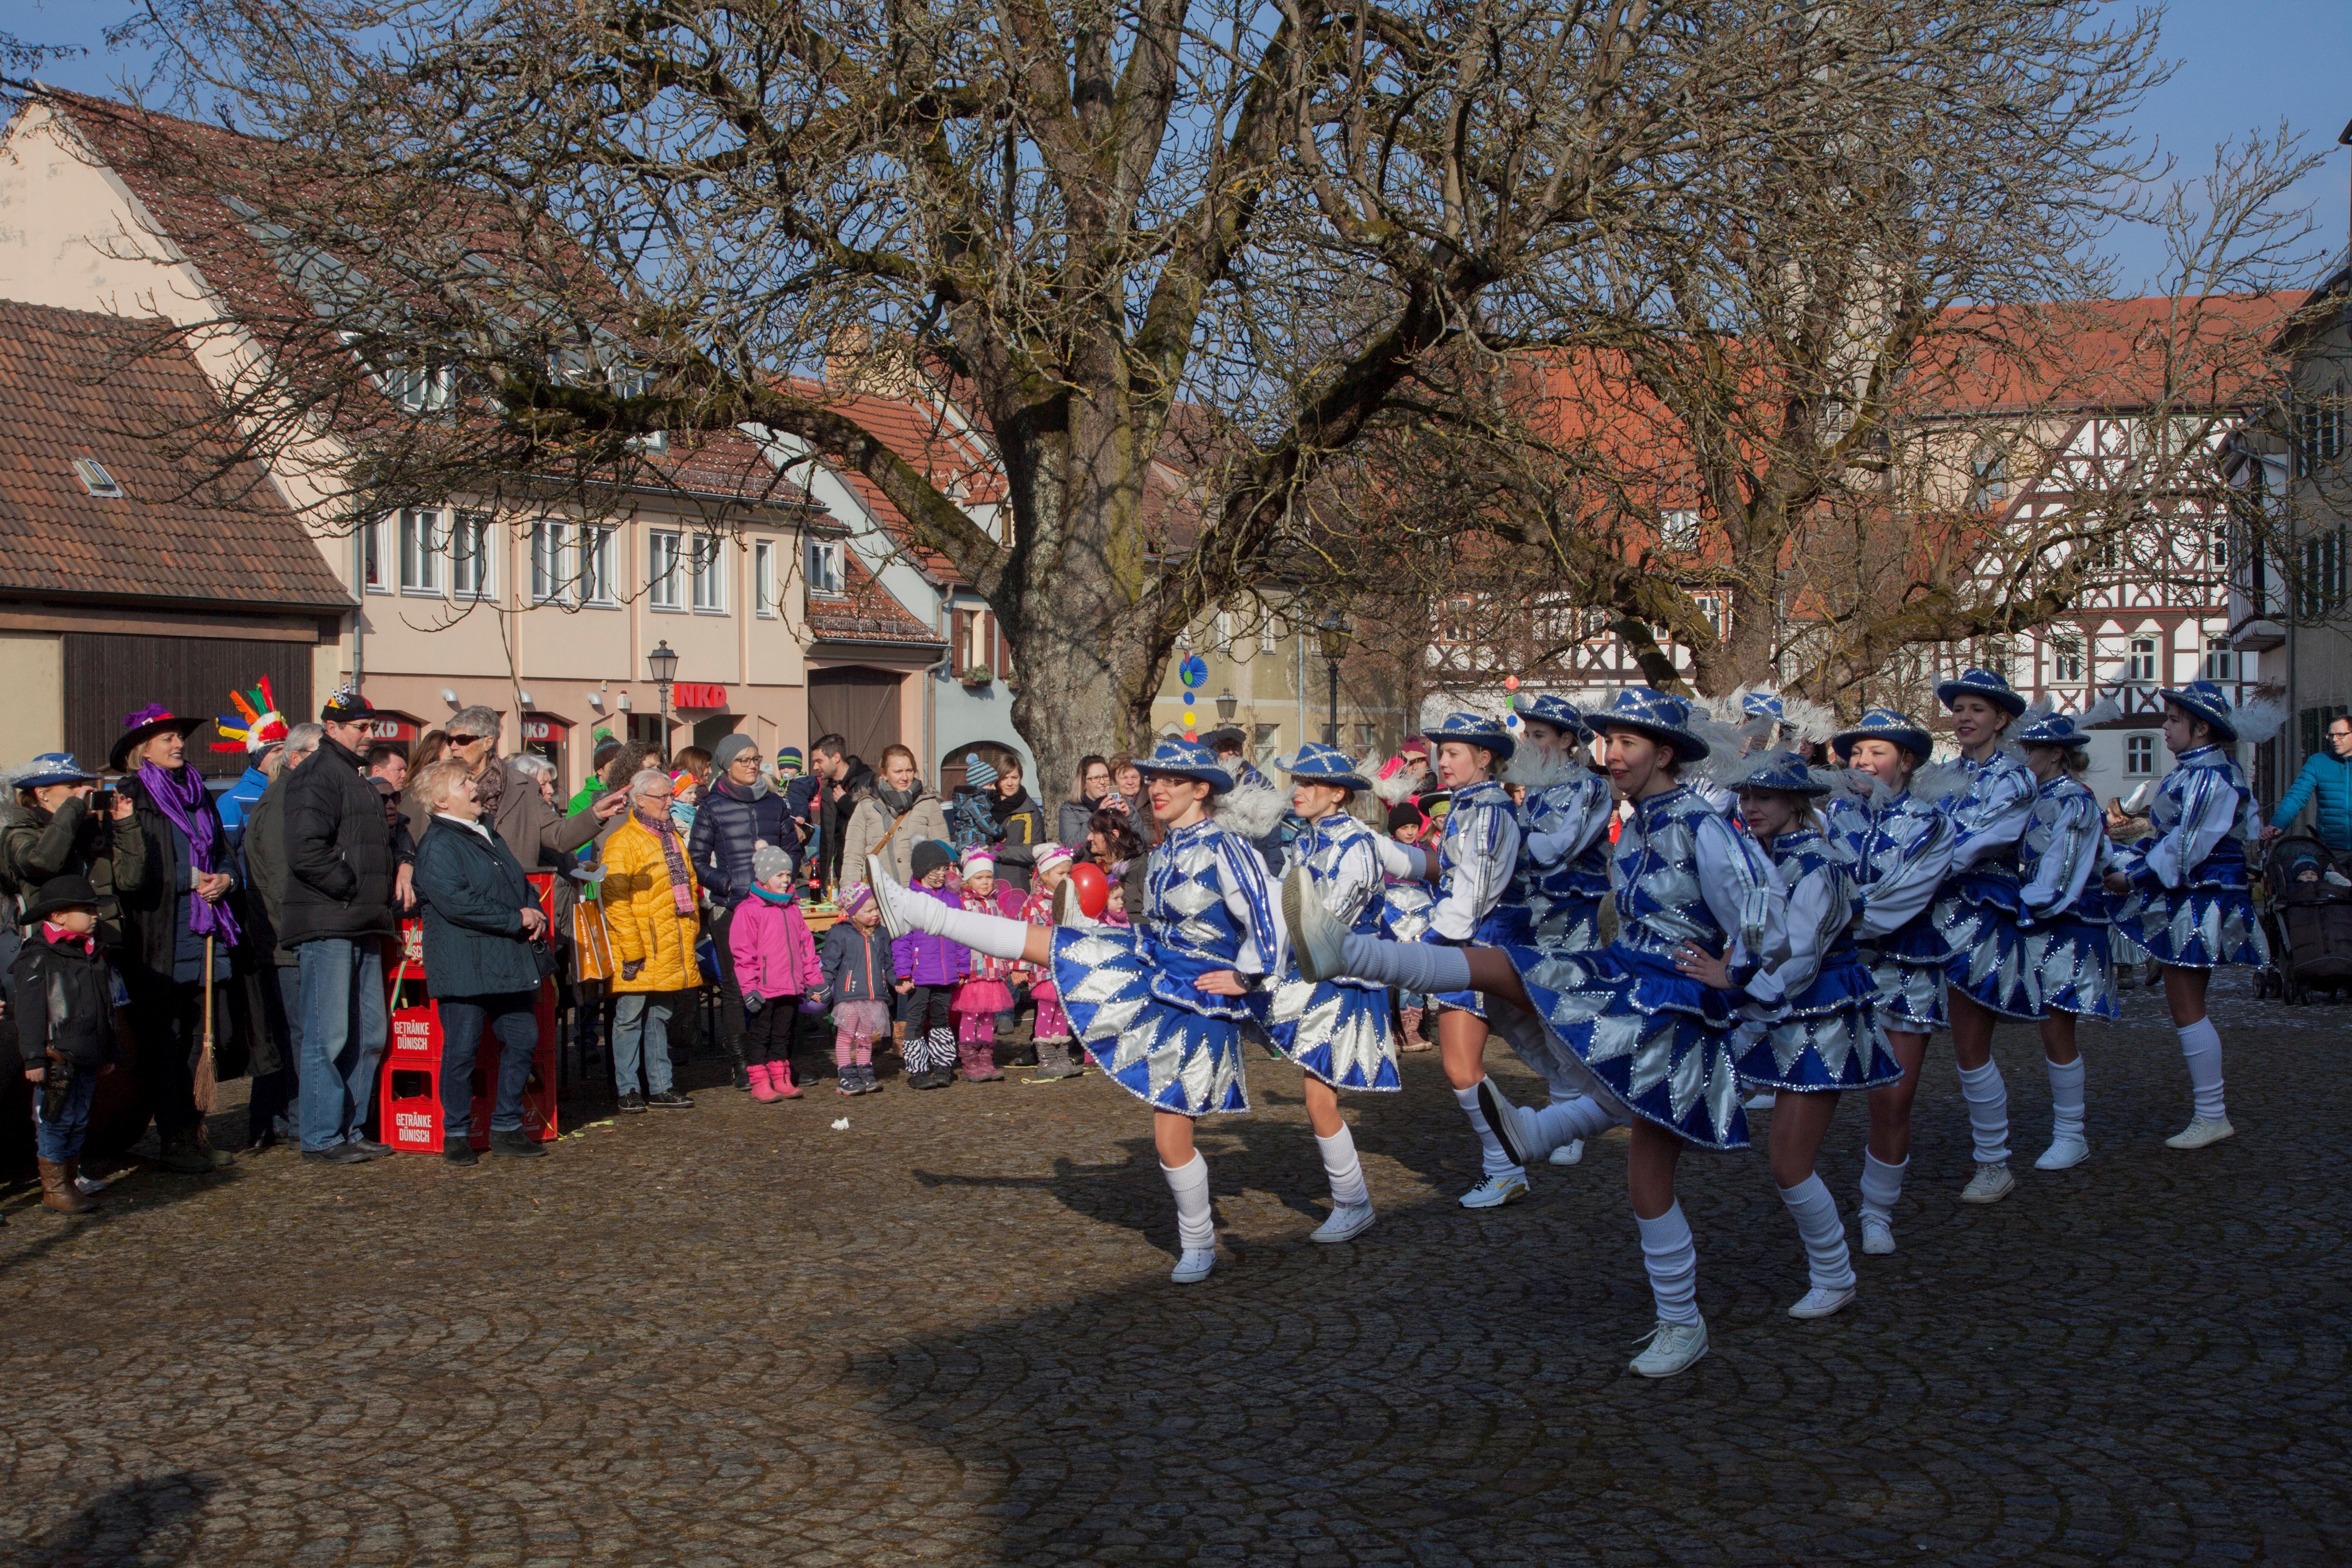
212,675,289,754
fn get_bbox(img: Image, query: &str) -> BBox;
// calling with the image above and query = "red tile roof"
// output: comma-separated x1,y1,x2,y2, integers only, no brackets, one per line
804,553,944,648
0,300,353,611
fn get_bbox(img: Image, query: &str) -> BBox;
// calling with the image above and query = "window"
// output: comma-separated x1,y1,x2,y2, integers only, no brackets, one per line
2300,527,2347,620
1442,597,1476,645
361,516,389,593
581,526,616,605
804,539,844,596
1968,448,2009,510
1690,593,1725,638
2297,391,2345,470
399,508,443,593
450,512,493,600
1216,610,1235,652
72,458,123,498
2127,636,2157,682
2125,734,2155,776
648,530,682,610
754,540,777,618
2203,635,2233,682
1260,616,1278,655
690,535,725,612
1659,508,1701,552
381,362,455,415
531,521,571,605
2052,644,2083,684
2207,526,2228,571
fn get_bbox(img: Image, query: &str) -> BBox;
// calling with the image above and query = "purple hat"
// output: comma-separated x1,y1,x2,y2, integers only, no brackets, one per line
838,883,877,917
109,704,208,771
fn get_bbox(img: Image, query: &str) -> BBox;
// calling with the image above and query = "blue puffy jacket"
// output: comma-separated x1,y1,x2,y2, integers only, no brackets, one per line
2270,749,2352,851
688,777,795,905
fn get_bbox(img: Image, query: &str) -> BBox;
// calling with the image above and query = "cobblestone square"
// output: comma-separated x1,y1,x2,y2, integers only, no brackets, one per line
2,978,2346,1566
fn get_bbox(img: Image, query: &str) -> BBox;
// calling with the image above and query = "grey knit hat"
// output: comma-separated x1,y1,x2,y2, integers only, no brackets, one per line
752,839,793,887
713,732,757,771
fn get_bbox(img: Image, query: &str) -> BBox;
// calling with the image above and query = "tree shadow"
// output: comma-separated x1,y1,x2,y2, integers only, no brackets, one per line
11,1473,212,1567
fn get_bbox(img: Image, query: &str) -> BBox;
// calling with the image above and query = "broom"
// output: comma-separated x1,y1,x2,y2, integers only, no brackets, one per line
194,930,218,1115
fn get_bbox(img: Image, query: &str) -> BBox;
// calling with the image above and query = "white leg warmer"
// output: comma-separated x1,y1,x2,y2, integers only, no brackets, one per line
1527,1092,1616,1153
1162,1154,1215,1251
1778,1174,1856,1293
1454,1084,1520,1179
1858,1151,1907,1222
2045,1056,2087,1140
2177,1017,2226,1121
1635,1202,1701,1325
1957,1059,2010,1164
1316,1125,1370,1208
1339,934,1474,994
924,900,1035,963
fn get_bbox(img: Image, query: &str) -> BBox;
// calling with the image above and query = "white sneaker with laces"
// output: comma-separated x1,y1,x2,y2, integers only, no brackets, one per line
1859,1214,1895,1255
1628,1317,1709,1378
866,856,915,940
1310,1202,1376,1243
1743,1090,1778,1112
2035,1131,2090,1170
1549,1140,1584,1167
1170,1248,1217,1284
1458,1171,1529,1209
1788,1284,1857,1320
1960,1160,2015,1204
2164,1115,2235,1150
1284,866,1348,983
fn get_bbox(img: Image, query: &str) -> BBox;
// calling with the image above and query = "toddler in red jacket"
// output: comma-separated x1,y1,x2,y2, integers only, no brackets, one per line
728,843,824,1102
949,849,1017,1081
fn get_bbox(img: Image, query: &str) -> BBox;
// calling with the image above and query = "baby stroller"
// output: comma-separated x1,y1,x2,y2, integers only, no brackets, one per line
2259,834,2352,1004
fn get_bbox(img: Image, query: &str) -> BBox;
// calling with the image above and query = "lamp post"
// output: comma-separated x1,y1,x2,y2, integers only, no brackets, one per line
647,638,679,763
1214,687,1237,724
1316,611,1352,746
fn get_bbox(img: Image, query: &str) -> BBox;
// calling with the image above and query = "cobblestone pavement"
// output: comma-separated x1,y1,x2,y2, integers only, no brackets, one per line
1,974,2346,1566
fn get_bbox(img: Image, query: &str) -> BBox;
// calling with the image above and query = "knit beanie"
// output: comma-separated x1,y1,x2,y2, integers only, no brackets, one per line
838,882,876,917
752,839,793,886
775,746,804,773
713,733,757,771
962,752,999,791
911,840,954,880
1388,802,1428,834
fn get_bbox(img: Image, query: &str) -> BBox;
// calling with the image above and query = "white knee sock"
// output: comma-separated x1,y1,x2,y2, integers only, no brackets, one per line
1316,1125,1370,1207
1957,1059,2010,1163
1858,1151,1907,1222
1454,1083,1520,1179
1162,1154,1214,1251
2177,1017,2226,1121
1635,1202,1701,1325
924,900,1035,962
1528,1091,1615,1152
1778,1174,1856,1292
1340,933,1473,994
2045,1056,2086,1140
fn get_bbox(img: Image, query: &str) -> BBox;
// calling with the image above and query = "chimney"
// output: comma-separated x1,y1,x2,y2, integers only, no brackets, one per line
823,323,916,397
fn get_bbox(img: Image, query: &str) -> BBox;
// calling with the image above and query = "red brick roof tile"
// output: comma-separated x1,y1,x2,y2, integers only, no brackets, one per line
804,552,944,648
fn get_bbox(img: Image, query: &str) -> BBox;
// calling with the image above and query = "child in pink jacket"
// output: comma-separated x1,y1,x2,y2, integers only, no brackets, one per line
729,843,825,1101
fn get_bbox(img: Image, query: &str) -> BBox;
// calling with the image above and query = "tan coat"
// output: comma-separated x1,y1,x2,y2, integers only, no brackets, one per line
837,785,950,890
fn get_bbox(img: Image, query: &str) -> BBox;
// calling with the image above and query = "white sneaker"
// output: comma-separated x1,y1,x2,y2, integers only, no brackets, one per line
2035,1131,2090,1170
1476,1078,1544,1167
1284,865,1348,982
1959,1161,2015,1204
1170,1247,1217,1284
1788,1284,1857,1320
1743,1090,1778,1112
1628,1317,1709,1378
1458,1171,1529,1209
1310,1201,1377,1243
1859,1213,1895,1255
1549,1139,1585,1167
866,856,915,939
2165,1115,2235,1150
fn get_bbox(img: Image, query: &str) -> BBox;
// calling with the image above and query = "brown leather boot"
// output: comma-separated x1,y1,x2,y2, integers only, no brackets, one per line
64,1157,101,1210
38,1158,96,1214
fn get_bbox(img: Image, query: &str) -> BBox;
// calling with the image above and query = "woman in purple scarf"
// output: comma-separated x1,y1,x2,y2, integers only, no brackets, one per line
110,703,239,1172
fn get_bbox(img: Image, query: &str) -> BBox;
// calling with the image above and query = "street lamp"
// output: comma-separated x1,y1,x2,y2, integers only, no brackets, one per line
1214,687,1238,723
647,638,679,762
1316,611,1352,746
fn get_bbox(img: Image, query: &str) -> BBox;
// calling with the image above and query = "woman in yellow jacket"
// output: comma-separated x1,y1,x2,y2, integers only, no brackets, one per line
600,769,703,1110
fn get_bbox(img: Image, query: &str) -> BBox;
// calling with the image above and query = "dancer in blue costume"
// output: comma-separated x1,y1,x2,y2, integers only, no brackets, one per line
1411,711,1539,1209
1289,690,1784,1379
1925,668,2038,1206
2101,680,2274,1151
2011,710,2121,1174
1697,752,1897,1320
865,738,1282,1284
1821,708,1954,1256
1260,744,1399,1244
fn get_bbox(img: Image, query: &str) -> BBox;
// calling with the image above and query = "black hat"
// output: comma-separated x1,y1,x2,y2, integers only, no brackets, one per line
24,872,99,924
320,685,376,722
1387,801,1428,834
109,703,208,772
910,840,954,880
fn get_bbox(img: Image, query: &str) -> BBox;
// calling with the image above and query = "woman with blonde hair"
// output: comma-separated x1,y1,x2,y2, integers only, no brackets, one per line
839,744,950,890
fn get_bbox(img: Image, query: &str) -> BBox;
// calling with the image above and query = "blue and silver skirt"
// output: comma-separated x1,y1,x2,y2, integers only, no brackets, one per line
1932,873,2034,1018
2022,913,2119,1019
1260,975,1401,1092
2113,882,2268,970
1425,907,1521,1019
1733,951,1899,1093
1508,943,1748,1150
1052,928,1256,1117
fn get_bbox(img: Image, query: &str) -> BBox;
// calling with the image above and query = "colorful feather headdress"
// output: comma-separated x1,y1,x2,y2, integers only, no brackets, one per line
212,675,289,754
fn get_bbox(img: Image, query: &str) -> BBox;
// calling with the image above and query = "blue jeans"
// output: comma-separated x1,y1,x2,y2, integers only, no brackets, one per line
33,1069,98,1163
611,992,676,1095
297,939,388,1152
438,992,540,1136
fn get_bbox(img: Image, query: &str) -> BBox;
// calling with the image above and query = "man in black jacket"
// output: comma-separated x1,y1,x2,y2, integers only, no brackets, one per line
800,735,872,890
284,688,400,1164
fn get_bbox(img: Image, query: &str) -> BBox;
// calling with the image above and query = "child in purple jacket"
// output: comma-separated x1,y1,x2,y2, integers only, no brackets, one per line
893,840,969,1090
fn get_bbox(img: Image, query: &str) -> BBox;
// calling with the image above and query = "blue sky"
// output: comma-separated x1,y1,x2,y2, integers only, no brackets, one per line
16,0,2351,291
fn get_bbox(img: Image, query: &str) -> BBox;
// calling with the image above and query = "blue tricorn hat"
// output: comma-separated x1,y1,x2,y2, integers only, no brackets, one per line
1728,749,1833,796
1586,688,1711,762
2014,711,2095,749
1935,667,2027,717
1829,708,1934,762
1136,736,1234,795
1280,742,1372,792
1425,710,1518,763
2157,679,2239,742
1520,694,1593,742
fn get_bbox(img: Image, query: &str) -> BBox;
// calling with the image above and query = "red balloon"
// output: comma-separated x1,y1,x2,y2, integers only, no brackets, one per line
1069,861,1111,920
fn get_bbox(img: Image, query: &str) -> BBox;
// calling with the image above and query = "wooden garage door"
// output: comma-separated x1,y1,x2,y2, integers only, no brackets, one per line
65,633,315,778
807,666,903,772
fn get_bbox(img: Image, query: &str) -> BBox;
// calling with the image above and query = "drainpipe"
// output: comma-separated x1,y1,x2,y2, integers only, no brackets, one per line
352,524,366,689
